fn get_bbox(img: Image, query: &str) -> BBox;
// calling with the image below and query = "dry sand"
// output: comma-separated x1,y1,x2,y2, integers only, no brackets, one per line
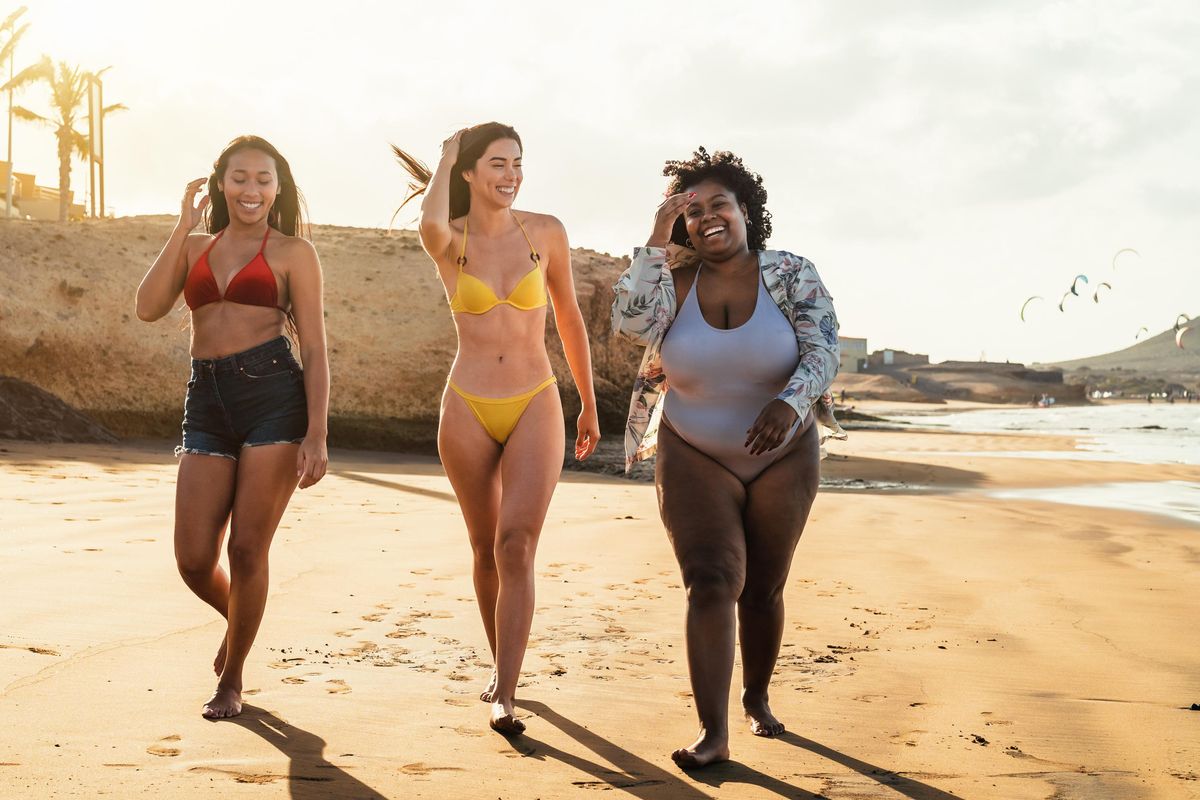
2,427,1198,799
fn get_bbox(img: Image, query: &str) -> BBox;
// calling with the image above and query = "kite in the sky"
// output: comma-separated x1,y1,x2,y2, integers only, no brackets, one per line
1111,248,1139,271
1070,274,1089,296
1135,326,1149,340
1058,291,1073,312
1020,296,1043,321
1092,282,1112,303
1175,313,1191,332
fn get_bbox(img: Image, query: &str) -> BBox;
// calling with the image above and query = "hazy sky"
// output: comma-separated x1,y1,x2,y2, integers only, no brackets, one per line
8,0,1198,364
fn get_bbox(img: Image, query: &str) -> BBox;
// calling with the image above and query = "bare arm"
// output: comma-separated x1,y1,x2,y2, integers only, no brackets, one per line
416,130,463,260
135,177,208,321
287,239,331,488
544,217,601,461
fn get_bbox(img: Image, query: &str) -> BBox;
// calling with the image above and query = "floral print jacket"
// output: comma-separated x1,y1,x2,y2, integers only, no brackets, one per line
611,246,840,471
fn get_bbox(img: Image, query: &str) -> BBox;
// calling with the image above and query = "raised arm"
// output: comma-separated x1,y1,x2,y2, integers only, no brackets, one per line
543,216,600,461
415,130,463,261
610,192,692,344
286,238,330,489
135,177,209,321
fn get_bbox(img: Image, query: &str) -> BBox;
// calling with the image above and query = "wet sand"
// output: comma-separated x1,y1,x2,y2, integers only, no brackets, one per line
1,429,1198,799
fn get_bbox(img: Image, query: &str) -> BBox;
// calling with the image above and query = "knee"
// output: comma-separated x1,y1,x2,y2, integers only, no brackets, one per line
471,539,497,572
682,565,745,608
494,527,537,572
739,581,785,612
176,551,217,584
227,537,269,574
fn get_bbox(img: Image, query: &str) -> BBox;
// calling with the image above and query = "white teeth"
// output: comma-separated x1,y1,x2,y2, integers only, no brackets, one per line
497,187,515,194
703,226,726,237
239,200,263,209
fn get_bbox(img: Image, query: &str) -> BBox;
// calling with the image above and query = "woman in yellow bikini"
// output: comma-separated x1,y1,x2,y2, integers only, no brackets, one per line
394,122,600,735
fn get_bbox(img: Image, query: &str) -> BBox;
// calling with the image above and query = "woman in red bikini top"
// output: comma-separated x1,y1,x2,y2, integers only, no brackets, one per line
134,135,330,720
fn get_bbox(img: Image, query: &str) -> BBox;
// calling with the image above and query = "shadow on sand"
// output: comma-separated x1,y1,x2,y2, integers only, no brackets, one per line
514,700,964,800
223,704,388,799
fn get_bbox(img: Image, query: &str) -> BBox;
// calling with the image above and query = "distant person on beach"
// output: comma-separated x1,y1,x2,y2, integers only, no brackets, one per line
612,148,839,768
393,123,600,735
134,136,330,719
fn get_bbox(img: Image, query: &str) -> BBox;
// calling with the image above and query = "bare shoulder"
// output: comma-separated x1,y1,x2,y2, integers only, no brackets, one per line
269,232,320,272
516,210,567,245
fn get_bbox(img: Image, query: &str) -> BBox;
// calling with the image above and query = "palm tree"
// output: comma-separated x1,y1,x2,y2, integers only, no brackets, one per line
1,7,30,217
1,56,125,222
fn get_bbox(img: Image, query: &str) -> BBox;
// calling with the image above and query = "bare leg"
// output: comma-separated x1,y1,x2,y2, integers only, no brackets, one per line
438,387,503,702
174,454,237,676
656,424,746,768
740,419,820,736
488,387,564,734
203,444,300,719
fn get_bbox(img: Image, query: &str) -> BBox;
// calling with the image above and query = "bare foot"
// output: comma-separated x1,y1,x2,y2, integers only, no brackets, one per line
670,728,729,769
201,684,242,719
488,699,526,736
480,669,498,703
743,692,785,736
213,637,228,677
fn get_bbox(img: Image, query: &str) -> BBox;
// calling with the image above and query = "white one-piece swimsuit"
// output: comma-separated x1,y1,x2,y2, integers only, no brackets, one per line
660,266,801,483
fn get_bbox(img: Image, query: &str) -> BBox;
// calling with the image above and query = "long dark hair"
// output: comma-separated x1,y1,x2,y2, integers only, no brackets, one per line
391,122,522,222
205,135,310,239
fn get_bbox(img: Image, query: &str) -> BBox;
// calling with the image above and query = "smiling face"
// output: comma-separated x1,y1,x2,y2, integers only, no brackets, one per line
682,179,750,260
218,148,279,226
462,137,522,210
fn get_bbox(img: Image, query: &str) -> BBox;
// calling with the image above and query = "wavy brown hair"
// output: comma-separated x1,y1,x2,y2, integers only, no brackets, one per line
205,135,310,239
391,122,523,223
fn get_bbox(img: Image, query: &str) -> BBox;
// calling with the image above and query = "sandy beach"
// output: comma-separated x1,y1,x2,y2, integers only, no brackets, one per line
2,423,1198,800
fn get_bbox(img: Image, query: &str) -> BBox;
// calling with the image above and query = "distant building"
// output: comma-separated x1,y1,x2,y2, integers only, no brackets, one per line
0,161,86,221
868,349,929,369
839,337,867,373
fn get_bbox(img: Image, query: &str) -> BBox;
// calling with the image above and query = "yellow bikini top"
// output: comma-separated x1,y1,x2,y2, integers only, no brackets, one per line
449,213,547,314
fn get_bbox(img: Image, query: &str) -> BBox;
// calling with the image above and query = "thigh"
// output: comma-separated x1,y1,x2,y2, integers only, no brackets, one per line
439,387,503,541
228,444,301,555
497,385,564,532
742,418,821,590
655,423,748,584
175,454,238,563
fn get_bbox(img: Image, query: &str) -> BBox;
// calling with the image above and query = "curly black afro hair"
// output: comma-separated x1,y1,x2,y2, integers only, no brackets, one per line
663,147,772,251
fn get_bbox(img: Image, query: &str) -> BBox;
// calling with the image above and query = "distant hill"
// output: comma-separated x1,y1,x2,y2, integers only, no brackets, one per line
1049,322,1200,373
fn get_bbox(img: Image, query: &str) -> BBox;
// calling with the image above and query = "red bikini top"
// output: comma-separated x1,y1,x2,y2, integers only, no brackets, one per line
184,227,284,312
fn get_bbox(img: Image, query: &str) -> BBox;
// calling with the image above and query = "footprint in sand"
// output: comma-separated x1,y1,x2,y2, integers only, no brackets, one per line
443,697,471,707
325,679,351,694
267,657,305,670
147,735,181,757
335,627,363,638
282,672,321,685
400,762,464,776
360,612,385,622
409,568,431,575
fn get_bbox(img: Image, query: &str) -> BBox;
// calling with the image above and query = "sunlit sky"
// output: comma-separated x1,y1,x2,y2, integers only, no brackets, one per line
8,0,1198,364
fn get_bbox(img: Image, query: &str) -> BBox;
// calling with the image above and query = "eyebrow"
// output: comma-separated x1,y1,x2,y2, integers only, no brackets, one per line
230,169,274,176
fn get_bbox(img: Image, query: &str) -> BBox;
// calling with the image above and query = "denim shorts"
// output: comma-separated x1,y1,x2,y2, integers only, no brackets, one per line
177,336,309,460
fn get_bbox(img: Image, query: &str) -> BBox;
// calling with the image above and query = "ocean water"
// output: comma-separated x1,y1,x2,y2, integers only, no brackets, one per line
877,404,1200,526
881,404,1200,466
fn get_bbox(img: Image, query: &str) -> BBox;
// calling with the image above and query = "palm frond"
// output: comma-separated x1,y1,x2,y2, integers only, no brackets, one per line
0,53,51,93
0,21,30,63
70,129,89,160
0,6,28,34
12,104,50,126
102,102,128,115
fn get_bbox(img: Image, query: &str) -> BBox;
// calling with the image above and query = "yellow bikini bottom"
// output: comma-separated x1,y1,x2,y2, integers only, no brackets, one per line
448,376,558,445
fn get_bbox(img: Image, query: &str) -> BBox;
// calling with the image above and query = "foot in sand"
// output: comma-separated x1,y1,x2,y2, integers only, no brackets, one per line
480,669,498,703
488,699,525,736
671,728,729,769
743,692,785,736
201,684,243,719
213,636,227,677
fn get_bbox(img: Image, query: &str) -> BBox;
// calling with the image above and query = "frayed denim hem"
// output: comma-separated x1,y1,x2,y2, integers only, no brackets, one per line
242,438,306,449
174,445,238,461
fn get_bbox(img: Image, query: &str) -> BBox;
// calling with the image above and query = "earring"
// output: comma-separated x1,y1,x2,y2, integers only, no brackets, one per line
685,237,694,248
